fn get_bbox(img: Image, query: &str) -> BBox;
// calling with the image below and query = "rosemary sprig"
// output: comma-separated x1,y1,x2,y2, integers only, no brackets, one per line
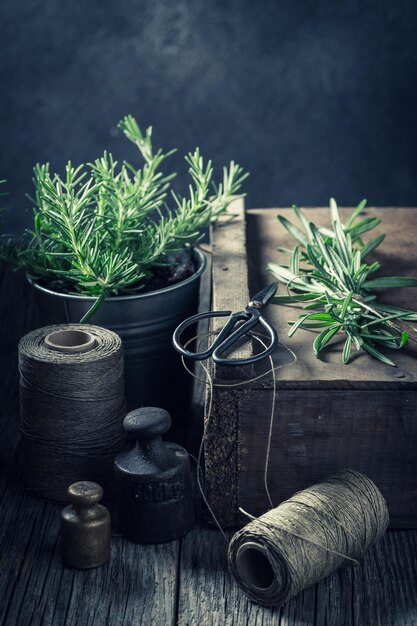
268,199,417,366
0,116,248,322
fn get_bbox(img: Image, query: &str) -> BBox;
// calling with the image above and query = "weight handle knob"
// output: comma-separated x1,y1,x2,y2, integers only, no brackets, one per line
123,407,171,440
67,481,103,507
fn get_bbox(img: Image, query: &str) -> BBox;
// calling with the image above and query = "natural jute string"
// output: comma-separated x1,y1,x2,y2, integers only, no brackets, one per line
19,324,126,502
181,331,297,539
228,470,389,606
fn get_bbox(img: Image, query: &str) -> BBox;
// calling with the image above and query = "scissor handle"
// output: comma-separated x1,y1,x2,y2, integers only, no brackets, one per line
173,310,278,365
172,310,233,360
212,315,278,365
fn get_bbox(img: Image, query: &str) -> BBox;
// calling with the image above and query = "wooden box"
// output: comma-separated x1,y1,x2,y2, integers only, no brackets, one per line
204,200,417,528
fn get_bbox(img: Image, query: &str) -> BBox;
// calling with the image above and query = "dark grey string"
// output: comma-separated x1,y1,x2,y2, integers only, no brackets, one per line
228,470,389,607
19,324,126,502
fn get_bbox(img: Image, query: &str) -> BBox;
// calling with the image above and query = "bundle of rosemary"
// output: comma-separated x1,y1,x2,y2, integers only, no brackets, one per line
0,116,247,320
268,199,417,366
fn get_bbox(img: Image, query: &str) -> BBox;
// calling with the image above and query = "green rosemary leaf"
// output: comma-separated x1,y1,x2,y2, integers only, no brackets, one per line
348,216,380,239
293,205,313,240
289,312,338,337
306,244,329,275
300,321,337,329
362,341,396,366
345,198,367,228
278,215,308,246
333,220,350,266
351,333,363,350
361,332,399,342
80,291,107,323
367,261,381,275
290,245,300,275
401,331,409,347
318,226,336,239
342,335,352,364
268,263,316,291
288,314,310,337
303,301,328,310
360,233,385,259
313,324,340,355
371,303,417,320
309,271,338,292
330,198,341,227
364,276,417,289
352,250,361,275
272,293,321,304
340,291,354,319
326,246,354,291
304,313,336,321
352,264,368,284
310,223,334,269
362,311,417,328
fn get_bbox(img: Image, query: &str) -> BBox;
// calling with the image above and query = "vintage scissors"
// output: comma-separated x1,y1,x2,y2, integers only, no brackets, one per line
172,282,278,366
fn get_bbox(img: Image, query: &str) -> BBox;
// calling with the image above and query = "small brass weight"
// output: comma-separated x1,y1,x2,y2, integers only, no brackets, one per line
60,481,111,569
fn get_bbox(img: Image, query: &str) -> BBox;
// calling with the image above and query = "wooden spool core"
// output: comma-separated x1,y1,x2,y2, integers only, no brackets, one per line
44,329,96,354
236,542,275,591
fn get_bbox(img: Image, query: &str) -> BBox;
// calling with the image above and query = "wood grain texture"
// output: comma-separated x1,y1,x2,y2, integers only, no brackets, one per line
238,389,417,528
210,196,253,380
177,525,417,626
0,492,179,626
204,387,241,527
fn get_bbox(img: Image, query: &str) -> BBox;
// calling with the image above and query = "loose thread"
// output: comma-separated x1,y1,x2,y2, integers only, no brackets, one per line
180,331,297,540
239,505,360,566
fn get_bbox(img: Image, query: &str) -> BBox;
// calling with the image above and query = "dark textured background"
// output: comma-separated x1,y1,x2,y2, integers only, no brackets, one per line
1,0,417,231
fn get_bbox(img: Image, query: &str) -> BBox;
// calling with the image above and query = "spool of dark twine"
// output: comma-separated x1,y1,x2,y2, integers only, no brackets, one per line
19,324,126,502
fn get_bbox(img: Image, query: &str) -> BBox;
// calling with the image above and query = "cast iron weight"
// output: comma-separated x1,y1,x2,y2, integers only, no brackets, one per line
60,481,111,569
114,407,195,544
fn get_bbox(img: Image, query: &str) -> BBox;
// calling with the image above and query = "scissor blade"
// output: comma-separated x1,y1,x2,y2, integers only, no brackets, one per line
249,282,278,308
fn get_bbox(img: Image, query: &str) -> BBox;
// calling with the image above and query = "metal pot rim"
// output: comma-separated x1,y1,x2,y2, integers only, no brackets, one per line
27,247,207,302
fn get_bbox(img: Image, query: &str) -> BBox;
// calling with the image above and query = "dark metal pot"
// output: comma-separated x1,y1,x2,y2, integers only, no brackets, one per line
28,248,206,423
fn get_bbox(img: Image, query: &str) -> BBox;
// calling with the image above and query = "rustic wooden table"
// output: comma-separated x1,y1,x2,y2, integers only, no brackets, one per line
0,256,417,626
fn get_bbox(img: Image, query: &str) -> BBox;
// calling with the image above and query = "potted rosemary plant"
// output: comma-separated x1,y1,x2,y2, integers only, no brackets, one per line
1,116,247,414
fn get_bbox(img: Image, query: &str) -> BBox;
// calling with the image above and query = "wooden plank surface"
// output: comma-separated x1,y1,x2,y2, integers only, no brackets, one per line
0,491,180,626
238,389,417,527
203,197,252,527
210,196,253,377
177,525,417,626
246,207,417,387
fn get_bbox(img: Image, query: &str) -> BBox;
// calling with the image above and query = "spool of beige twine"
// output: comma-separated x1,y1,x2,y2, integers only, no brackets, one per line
228,470,389,607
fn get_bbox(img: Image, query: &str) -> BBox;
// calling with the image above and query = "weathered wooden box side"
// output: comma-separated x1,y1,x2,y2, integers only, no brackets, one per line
204,202,417,528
